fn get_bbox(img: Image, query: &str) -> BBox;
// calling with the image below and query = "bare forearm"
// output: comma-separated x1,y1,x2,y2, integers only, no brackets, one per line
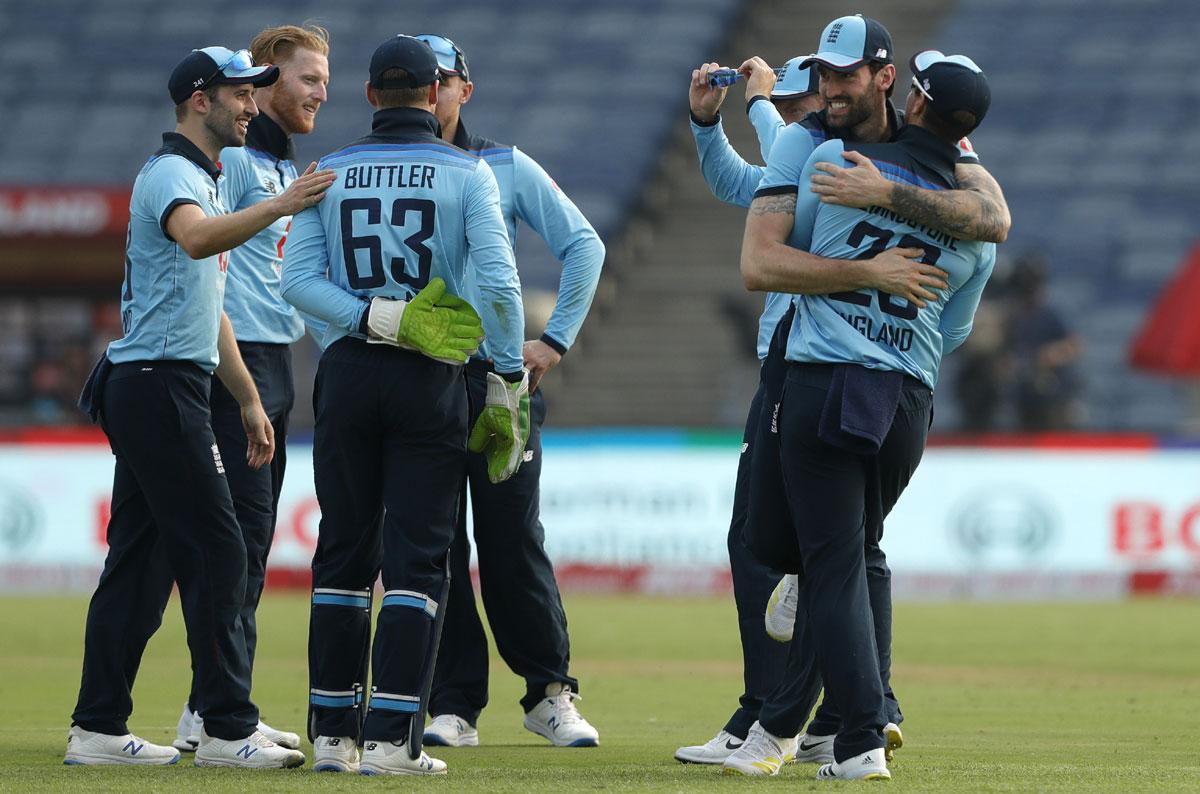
885,168,1010,243
742,240,872,293
185,199,285,259
215,313,261,407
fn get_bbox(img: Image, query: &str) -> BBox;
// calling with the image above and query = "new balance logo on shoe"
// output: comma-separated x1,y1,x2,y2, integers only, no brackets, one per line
236,744,257,760
328,738,341,746
123,740,143,756
547,716,559,730
365,742,377,751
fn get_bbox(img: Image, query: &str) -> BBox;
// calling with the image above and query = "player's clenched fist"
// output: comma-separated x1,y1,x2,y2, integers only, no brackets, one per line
689,62,727,124
274,161,336,214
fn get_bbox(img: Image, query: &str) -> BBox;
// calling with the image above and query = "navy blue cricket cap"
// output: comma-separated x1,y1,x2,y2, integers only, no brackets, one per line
168,46,278,105
800,14,893,74
910,50,991,131
369,35,440,89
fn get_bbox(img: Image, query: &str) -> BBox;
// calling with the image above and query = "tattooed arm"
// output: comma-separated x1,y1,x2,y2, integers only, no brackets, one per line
810,152,1011,243
739,191,948,304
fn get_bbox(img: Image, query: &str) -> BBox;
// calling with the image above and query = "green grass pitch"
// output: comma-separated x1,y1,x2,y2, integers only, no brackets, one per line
1,593,1197,791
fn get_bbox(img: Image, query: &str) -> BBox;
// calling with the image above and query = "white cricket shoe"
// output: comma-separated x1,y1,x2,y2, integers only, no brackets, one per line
523,683,599,747
674,729,743,764
424,714,479,747
795,730,835,764
359,738,446,776
884,722,903,762
194,728,305,769
257,720,301,750
764,574,800,642
816,748,890,781
172,704,199,752
721,721,796,776
64,726,181,766
313,735,360,773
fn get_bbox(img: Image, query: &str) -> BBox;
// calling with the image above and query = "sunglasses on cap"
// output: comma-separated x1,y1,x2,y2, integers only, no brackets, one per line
414,34,469,82
197,48,255,92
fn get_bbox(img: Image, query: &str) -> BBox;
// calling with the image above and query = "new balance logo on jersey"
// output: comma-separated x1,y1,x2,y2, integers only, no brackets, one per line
523,449,535,463
263,179,277,195
740,442,749,454
771,402,781,434
236,744,257,760
123,740,143,756
826,22,843,43
211,443,225,474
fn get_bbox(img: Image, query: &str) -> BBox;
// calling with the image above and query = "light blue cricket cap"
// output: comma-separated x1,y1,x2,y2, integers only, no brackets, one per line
800,14,894,73
772,56,820,98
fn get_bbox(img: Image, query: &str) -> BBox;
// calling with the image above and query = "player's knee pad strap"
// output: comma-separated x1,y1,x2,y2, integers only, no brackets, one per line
367,690,421,714
380,589,438,619
312,587,372,609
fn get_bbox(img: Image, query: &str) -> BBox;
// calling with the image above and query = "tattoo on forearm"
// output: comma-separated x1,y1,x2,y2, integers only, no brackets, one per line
889,181,1007,243
749,194,797,216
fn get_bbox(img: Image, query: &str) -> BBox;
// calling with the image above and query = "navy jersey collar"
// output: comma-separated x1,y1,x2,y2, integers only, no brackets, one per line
246,112,295,161
370,106,442,139
157,132,222,182
894,124,960,173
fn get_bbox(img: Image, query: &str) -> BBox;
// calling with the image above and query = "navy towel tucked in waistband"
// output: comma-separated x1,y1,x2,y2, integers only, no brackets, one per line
77,354,113,425
817,364,903,454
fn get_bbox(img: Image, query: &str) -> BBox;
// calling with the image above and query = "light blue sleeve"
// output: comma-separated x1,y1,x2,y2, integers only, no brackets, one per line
940,243,997,353
280,206,368,334
465,160,524,374
218,147,254,210
791,141,846,255
143,156,208,239
511,148,604,353
747,99,786,162
754,123,818,197
690,116,763,208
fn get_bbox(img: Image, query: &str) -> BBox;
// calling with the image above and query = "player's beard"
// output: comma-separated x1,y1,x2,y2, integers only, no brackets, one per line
205,99,248,150
825,87,878,137
268,91,317,136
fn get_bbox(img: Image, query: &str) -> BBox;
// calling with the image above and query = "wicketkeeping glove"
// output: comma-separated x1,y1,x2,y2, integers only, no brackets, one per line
467,369,531,483
366,277,484,364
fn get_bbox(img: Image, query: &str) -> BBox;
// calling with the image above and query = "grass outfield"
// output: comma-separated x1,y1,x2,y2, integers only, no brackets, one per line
1,594,1197,791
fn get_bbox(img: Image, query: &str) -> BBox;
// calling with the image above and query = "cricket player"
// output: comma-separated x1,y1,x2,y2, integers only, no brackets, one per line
412,33,605,750
674,54,824,766
740,49,997,781
677,15,1011,776
173,23,330,755
280,34,528,776
68,45,334,769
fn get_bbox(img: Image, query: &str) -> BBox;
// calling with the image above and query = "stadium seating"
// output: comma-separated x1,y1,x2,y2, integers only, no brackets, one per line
933,0,1199,430
0,0,741,290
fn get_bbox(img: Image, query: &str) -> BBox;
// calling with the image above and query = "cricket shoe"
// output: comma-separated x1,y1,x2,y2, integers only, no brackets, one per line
764,573,800,642
190,712,301,751
885,722,903,763
64,726,181,766
194,728,305,769
721,721,796,776
359,738,446,776
523,683,599,747
674,729,743,764
172,704,199,752
816,748,890,781
794,731,835,764
313,735,360,773
424,714,479,747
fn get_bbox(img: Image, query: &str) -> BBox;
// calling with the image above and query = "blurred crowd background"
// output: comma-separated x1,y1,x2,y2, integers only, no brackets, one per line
2,0,1197,434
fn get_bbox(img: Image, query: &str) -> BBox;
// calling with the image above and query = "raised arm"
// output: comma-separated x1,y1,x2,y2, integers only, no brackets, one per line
690,62,765,208
809,152,1010,243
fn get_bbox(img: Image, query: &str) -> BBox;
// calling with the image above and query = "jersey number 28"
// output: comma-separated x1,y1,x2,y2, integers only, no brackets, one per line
828,221,941,321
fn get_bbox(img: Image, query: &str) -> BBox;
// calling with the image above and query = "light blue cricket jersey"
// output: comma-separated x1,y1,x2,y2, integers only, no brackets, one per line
454,121,605,359
783,127,997,388
219,113,304,344
280,107,524,373
107,132,228,373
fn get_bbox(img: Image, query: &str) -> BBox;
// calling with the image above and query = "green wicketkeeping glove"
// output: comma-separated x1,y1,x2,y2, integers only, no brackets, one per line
366,277,484,364
467,369,531,483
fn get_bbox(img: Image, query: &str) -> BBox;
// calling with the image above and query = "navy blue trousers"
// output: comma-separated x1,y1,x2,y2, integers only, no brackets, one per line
190,342,293,711
307,339,466,743
72,361,258,739
429,362,575,723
